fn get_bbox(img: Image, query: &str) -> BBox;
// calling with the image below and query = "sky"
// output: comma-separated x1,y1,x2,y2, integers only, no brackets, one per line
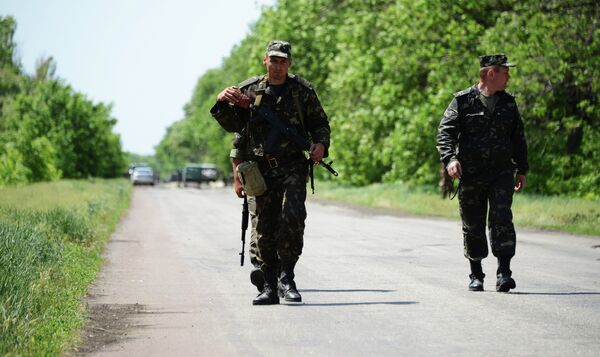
0,0,276,155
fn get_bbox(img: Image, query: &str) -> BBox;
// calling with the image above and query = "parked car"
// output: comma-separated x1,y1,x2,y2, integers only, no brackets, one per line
181,163,220,187
128,162,149,177
130,166,155,185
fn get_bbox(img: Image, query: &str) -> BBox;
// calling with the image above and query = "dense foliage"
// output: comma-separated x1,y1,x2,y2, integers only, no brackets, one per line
157,0,599,197
0,16,126,186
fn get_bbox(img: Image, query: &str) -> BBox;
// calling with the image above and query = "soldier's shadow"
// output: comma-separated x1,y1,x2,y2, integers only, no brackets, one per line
300,289,396,293
287,288,418,307
509,291,600,296
285,301,418,307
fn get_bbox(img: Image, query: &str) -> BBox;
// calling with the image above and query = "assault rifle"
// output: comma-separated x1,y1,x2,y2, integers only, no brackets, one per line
239,195,249,266
254,104,338,192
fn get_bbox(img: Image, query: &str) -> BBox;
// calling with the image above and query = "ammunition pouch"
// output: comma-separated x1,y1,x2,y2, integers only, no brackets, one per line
237,161,267,197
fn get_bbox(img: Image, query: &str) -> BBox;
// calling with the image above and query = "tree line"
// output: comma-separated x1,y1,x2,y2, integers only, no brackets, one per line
157,0,597,198
0,16,125,185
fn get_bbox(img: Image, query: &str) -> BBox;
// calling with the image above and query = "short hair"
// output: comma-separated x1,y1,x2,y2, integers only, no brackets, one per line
479,65,501,79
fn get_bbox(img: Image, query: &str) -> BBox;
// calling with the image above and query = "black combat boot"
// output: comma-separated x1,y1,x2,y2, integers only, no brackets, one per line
252,268,279,305
496,256,516,292
249,258,264,292
468,260,485,291
278,260,302,302
469,274,485,291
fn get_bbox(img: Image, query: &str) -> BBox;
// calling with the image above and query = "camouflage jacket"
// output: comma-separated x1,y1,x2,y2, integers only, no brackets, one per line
436,85,529,177
211,74,330,162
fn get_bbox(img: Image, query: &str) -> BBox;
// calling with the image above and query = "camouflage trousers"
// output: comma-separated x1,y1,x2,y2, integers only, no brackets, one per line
247,196,260,268
251,161,307,270
458,171,516,260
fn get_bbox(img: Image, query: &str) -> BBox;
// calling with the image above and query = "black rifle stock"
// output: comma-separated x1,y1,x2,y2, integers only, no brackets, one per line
240,195,249,266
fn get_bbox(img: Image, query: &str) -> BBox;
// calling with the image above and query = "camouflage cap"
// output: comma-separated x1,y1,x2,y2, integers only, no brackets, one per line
266,40,291,59
479,54,516,68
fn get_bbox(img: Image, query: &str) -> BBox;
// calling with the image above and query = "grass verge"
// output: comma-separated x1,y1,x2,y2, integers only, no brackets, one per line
0,179,131,356
312,182,600,236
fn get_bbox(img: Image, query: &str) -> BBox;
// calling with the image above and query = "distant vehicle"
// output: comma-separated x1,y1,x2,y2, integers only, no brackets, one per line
130,166,155,185
128,162,149,177
181,163,220,187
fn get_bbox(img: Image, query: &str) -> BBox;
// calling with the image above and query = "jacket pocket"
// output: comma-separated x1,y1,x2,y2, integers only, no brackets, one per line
463,112,487,135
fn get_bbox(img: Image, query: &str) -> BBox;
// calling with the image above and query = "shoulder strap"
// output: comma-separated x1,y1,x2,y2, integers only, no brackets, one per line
453,86,474,98
237,76,261,89
291,87,306,132
288,73,313,90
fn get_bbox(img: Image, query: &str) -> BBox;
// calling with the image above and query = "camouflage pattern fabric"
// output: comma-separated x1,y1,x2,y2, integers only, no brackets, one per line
211,73,330,270
248,161,307,268
479,54,516,68
212,73,330,159
459,172,516,260
437,85,528,176
436,85,528,260
246,195,261,268
266,40,291,59
254,162,307,269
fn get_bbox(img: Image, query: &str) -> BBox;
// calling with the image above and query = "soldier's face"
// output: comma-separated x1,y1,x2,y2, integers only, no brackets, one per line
264,55,291,84
494,66,510,90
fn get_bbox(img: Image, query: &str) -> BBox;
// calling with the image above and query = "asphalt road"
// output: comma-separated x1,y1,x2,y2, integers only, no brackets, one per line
79,185,600,357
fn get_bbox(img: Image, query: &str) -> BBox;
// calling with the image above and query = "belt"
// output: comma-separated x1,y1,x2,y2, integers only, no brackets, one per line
261,153,306,170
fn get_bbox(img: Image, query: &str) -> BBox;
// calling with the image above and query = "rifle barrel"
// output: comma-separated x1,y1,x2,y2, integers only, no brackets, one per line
240,196,249,266
319,160,338,176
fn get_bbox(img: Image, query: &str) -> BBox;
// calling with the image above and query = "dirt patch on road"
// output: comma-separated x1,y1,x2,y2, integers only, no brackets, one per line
71,303,150,355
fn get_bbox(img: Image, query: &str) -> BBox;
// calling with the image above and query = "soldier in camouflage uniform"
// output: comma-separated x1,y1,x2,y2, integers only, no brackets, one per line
436,54,528,292
210,40,331,305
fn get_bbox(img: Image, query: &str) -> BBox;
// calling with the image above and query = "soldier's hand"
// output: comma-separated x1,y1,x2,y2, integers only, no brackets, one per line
309,143,325,164
447,160,462,179
217,86,250,108
234,179,245,198
514,174,526,192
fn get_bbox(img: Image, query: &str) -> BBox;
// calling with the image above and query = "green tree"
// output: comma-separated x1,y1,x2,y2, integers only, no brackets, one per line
159,0,599,197
0,18,126,185
0,16,23,114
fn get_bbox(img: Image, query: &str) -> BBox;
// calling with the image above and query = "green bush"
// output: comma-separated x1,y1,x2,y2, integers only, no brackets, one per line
0,144,30,185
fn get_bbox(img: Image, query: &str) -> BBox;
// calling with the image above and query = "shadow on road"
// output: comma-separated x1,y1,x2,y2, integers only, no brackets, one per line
286,288,413,306
299,289,396,293
285,301,419,307
510,291,600,296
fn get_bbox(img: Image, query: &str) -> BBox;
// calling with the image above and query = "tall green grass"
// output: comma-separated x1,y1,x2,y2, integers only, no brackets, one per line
0,179,131,356
313,182,600,236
